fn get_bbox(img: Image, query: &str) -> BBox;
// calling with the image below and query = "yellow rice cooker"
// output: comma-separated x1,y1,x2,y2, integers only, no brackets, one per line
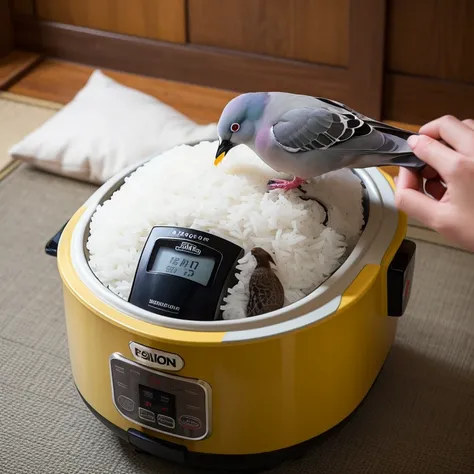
46,158,416,472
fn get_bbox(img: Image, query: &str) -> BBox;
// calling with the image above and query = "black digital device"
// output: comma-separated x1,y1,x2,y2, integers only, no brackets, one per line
128,226,244,321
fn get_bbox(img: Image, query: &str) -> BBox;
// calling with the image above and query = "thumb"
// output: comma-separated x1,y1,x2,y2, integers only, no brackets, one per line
395,188,440,228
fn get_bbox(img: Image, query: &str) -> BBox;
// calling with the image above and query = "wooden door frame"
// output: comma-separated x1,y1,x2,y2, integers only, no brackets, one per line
10,0,388,119
349,0,387,119
0,0,14,58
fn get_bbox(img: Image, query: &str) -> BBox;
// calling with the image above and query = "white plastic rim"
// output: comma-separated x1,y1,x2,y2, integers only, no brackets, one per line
68,156,399,335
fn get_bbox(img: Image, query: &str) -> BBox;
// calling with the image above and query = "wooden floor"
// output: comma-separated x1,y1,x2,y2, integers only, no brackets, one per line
0,50,42,90
7,58,238,125
1,50,422,178
3,53,423,130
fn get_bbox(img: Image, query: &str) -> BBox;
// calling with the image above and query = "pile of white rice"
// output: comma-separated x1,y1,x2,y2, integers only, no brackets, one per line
86,141,365,320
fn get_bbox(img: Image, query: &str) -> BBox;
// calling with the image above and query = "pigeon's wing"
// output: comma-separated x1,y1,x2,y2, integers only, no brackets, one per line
314,96,362,117
270,97,425,170
271,106,373,153
314,96,416,139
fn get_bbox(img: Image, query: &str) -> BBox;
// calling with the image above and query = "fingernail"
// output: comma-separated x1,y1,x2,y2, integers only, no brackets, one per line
407,135,419,148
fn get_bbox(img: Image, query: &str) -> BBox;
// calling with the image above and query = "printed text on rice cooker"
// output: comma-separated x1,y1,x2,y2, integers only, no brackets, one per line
148,299,180,312
171,230,209,242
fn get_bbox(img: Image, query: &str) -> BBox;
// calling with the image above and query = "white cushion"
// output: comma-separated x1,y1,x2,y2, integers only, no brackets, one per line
9,70,218,184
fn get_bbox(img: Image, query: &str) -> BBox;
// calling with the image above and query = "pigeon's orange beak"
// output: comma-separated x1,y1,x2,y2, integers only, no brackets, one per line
214,139,235,166
214,152,226,166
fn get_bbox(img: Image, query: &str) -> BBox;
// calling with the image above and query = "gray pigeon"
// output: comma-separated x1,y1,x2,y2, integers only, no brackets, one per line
214,92,425,190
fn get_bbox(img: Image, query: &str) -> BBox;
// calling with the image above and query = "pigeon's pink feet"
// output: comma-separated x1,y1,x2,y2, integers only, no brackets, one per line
267,177,306,191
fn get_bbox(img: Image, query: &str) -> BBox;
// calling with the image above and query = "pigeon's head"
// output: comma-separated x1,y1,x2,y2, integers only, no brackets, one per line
214,92,268,165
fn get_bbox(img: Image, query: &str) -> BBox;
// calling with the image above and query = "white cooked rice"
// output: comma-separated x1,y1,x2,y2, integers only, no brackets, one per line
86,141,365,320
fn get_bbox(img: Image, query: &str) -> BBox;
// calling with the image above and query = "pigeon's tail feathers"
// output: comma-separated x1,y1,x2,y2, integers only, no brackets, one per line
366,129,425,169
385,153,426,169
369,119,418,141
355,151,426,170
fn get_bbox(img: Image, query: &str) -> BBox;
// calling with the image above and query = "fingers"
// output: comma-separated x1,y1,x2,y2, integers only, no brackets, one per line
463,119,474,131
396,166,446,201
395,188,440,228
424,179,446,200
407,134,462,180
396,167,421,191
421,164,439,180
419,115,474,156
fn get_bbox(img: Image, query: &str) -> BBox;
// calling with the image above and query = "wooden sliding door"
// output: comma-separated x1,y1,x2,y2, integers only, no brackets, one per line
9,0,474,124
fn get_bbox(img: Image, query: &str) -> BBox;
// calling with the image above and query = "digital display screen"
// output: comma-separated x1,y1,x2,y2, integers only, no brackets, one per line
139,384,176,418
150,246,215,286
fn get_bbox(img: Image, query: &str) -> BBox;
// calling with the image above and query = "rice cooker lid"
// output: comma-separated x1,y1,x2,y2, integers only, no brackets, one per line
128,226,244,321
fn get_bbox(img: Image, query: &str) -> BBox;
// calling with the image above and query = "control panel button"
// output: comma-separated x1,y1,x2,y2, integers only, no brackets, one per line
117,381,128,389
118,395,135,412
179,415,202,430
157,414,175,429
115,365,125,374
138,407,155,423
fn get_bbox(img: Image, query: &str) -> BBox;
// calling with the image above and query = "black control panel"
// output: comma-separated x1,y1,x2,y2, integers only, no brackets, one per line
387,239,416,317
128,226,244,321
138,385,177,427
110,353,211,440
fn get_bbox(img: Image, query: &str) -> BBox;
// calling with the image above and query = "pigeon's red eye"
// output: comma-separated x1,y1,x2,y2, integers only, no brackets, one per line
230,123,240,132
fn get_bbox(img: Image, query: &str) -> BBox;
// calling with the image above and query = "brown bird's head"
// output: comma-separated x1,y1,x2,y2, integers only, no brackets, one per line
251,247,276,268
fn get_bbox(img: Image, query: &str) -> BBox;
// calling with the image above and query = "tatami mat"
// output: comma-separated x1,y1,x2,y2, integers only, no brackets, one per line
0,93,473,474
0,92,61,177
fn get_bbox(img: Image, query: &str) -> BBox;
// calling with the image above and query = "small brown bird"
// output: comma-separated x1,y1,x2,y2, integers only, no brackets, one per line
246,247,285,317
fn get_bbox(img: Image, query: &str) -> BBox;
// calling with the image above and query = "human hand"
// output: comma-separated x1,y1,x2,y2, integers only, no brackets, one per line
394,115,474,252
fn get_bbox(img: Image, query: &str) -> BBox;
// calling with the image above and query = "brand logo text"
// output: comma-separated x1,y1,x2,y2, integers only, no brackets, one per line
175,241,201,255
129,342,184,371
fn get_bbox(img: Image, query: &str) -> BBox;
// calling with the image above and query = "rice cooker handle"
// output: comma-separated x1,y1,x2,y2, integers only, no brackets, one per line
387,239,416,317
127,429,186,463
45,220,69,257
